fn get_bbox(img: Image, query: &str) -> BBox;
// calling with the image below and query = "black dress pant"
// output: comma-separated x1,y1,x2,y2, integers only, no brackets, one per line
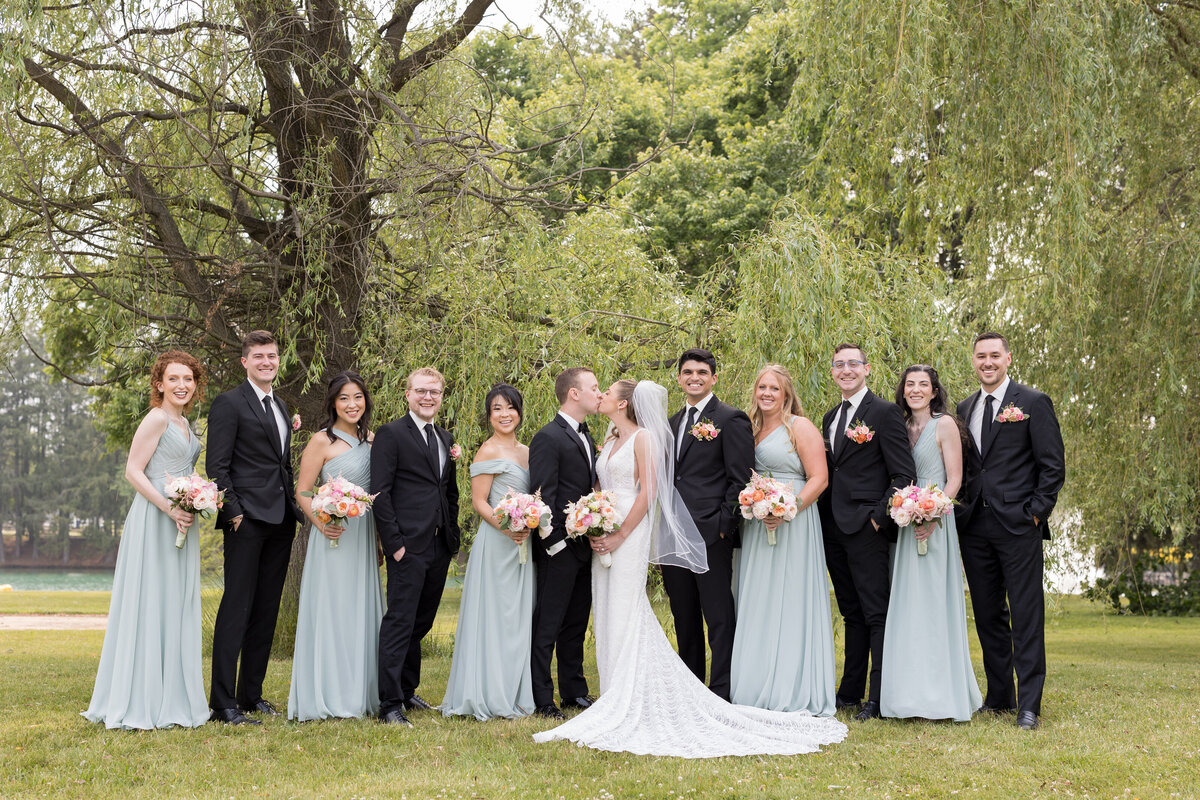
823,522,890,704
661,535,736,701
210,517,295,710
959,508,1046,715
530,546,592,707
378,535,452,714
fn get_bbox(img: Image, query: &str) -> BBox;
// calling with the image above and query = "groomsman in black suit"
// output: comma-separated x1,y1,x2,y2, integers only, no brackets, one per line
206,330,301,724
819,342,916,721
663,348,754,701
371,367,461,726
528,367,602,719
956,332,1064,731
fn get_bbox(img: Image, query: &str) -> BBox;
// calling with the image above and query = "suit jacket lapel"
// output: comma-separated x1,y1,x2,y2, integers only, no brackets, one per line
244,382,282,459
677,396,716,464
981,383,1016,459
557,415,593,475
834,390,872,464
405,416,440,477
963,392,984,458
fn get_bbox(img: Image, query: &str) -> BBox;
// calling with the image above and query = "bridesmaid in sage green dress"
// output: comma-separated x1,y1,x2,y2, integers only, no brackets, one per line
730,364,836,715
881,365,981,721
83,351,210,730
289,371,385,721
442,384,535,719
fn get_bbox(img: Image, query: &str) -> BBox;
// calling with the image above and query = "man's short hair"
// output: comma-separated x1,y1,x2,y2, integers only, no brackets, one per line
677,348,717,374
241,330,277,358
972,332,1010,351
555,367,594,405
405,366,446,389
832,341,866,362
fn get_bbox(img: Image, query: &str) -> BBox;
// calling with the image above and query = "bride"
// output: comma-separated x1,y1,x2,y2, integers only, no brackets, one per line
533,379,847,757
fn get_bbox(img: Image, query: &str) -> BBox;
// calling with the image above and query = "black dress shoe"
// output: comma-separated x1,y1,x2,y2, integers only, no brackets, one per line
561,695,595,710
380,708,413,727
835,697,861,712
854,701,881,721
210,708,261,726
976,703,1017,715
1015,711,1040,730
534,703,565,720
402,694,434,712
240,699,280,716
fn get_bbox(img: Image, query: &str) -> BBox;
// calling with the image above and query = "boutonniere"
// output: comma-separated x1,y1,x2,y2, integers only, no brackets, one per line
449,444,463,462
690,419,720,441
291,414,302,432
996,403,1029,423
845,419,875,444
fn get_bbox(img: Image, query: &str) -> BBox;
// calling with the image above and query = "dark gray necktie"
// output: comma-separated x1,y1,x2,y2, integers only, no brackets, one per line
424,423,439,473
833,399,852,454
263,396,280,453
983,394,995,443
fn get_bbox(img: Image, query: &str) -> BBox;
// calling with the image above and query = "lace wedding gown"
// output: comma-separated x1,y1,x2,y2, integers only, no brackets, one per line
533,430,848,757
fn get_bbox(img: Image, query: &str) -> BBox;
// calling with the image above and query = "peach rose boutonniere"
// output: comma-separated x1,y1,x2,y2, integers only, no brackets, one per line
690,419,720,441
845,419,875,445
449,443,463,462
291,414,302,432
996,404,1029,423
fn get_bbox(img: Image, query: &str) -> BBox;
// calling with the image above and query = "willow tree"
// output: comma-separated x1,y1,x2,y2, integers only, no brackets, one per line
0,0,650,431
769,0,1200,561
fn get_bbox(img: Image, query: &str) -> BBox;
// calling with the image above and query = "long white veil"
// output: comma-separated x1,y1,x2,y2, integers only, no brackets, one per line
632,380,708,574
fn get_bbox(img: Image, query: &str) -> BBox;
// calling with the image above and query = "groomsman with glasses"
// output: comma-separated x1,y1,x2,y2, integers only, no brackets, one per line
819,342,915,722
956,332,1064,731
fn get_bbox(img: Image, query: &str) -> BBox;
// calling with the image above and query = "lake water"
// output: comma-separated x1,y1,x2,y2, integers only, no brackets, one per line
0,569,116,591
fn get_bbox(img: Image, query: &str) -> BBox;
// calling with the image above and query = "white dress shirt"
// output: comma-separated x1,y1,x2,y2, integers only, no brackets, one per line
249,381,287,452
676,392,715,456
828,385,869,453
409,411,446,471
969,376,1010,452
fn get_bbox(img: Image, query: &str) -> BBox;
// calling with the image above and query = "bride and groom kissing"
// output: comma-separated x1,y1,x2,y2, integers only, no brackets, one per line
528,349,847,757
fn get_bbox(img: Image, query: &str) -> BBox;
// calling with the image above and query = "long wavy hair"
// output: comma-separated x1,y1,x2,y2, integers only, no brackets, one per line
893,364,949,418
320,371,373,443
748,364,804,454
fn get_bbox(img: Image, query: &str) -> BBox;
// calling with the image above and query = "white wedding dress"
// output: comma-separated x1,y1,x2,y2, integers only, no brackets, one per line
533,430,848,757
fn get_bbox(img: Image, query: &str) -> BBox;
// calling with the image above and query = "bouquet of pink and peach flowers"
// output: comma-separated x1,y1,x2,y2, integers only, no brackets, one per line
564,490,623,567
888,483,954,556
493,490,552,565
164,473,224,549
302,475,376,548
737,470,799,546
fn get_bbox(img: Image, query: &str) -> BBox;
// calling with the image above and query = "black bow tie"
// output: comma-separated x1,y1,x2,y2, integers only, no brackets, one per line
577,421,590,436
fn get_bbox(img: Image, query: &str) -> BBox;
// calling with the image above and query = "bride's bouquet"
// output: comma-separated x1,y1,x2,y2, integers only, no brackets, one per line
737,471,799,546
564,490,623,567
888,483,954,556
302,475,376,548
164,473,224,549
493,490,552,565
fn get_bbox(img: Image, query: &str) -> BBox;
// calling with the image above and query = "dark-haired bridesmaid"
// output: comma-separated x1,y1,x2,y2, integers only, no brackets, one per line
288,371,385,720
84,350,211,729
880,365,981,721
441,384,535,719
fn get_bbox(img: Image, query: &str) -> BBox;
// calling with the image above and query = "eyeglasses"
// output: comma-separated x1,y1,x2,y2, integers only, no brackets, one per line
410,388,444,398
831,359,865,370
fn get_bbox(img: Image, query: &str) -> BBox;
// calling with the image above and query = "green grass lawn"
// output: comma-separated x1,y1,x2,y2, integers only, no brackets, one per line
2,594,1198,799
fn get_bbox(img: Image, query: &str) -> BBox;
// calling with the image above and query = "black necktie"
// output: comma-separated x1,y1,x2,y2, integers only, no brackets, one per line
681,407,697,456
834,399,852,453
424,423,440,472
263,396,280,453
982,394,995,444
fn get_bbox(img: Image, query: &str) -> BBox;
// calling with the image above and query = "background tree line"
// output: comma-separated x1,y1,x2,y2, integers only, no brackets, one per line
2,0,1197,591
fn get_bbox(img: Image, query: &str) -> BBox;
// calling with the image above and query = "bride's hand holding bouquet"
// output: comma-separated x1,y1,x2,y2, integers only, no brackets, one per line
564,490,623,567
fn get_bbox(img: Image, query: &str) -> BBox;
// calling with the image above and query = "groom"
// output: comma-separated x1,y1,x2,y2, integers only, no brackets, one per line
528,366,601,719
819,342,915,721
206,330,301,725
664,348,753,701
371,367,461,726
956,332,1064,731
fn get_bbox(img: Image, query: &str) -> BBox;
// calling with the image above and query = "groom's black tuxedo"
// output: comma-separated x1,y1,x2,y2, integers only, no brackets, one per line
528,413,596,707
662,395,753,701
206,380,301,711
956,380,1064,716
371,414,460,715
819,389,915,706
